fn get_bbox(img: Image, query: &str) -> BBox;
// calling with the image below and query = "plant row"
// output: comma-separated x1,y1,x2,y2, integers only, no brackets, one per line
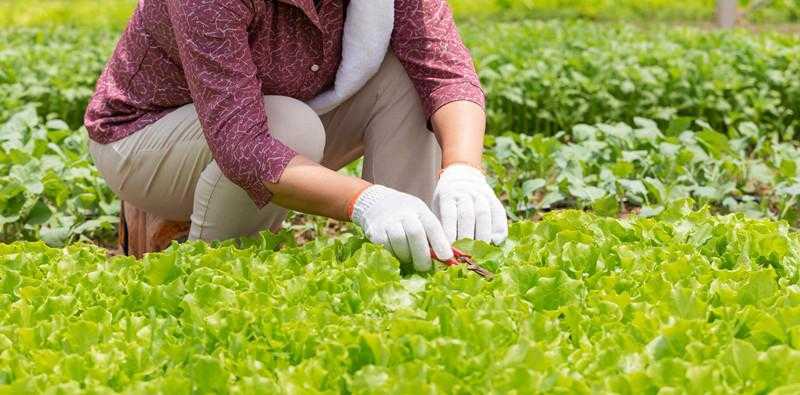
463,20,800,137
450,0,800,23
1,209,800,393
487,118,800,225
0,28,119,128
2,23,800,244
0,107,117,245
5,108,800,246
3,0,798,29
6,102,800,244
4,22,800,136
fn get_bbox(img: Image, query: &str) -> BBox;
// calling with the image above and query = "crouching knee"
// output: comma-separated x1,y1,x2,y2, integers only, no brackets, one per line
263,95,326,163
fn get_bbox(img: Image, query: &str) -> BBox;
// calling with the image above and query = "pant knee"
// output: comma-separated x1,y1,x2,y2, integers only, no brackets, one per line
263,96,326,163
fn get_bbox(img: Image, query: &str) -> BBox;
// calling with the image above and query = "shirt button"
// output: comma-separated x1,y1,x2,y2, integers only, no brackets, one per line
310,64,320,72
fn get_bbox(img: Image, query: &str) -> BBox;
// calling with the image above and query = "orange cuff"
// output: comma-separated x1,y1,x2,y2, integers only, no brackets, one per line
347,184,372,219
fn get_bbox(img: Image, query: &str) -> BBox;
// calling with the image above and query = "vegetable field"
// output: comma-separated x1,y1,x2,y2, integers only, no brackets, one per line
3,209,800,393
2,1,800,393
450,0,800,23
466,21,800,137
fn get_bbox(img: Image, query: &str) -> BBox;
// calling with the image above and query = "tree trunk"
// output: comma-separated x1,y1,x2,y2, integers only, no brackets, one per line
716,0,738,28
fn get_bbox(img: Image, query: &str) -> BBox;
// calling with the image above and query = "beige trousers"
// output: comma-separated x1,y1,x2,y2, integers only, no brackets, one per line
89,54,441,241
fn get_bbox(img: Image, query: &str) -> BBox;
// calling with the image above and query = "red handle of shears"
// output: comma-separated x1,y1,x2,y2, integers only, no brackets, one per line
431,247,495,279
431,247,469,266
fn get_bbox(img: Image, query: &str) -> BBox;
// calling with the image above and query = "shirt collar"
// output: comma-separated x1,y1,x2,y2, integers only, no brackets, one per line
277,0,322,30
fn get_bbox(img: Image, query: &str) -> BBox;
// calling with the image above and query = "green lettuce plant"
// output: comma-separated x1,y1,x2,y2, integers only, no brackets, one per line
1,208,800,393
0,107,117,245
464,21,800,138
485,118,800,224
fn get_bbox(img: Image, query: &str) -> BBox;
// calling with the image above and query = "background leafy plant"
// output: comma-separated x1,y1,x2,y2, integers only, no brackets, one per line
450,0,800,23
0,0,137,29
2,19,800,244
464,20,800,137
0,28,119,128
0,107,117,246
3,0,798,28
485,118,800,224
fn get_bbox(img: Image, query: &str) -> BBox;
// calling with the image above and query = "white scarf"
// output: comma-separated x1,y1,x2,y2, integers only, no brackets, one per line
306,0,395,115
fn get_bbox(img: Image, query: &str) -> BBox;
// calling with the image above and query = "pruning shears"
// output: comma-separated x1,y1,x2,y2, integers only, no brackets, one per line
433,247,494,280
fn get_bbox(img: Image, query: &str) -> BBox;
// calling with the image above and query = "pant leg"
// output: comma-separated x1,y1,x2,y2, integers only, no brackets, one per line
89,95,325,242
89,103,213,221
320,53,441,205
190,97,325,241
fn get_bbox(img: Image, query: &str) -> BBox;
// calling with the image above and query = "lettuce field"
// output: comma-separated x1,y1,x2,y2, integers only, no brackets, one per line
4,209,800,393
2,2,800,393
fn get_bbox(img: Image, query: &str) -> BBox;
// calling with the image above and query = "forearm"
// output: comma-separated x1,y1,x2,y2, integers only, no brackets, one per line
431,101,486,169
265,100,486,222
267,156,370,221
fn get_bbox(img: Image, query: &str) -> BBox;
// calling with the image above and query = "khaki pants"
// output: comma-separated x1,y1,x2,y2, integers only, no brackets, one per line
89,54,441,241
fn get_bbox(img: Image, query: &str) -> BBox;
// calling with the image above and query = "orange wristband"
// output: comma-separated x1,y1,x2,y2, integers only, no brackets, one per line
347,184,372,219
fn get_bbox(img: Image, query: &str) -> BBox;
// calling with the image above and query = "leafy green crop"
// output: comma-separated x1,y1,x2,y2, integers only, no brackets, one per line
3,13,800,392
5,22,799,137
0,107,117,245
486,118,800,224
0,0,137,29
451,0,718,22
1,209,800,393
1,0,798,30
0,27,119,128
4,22,800,244
465,20,800,137
450,0,800,23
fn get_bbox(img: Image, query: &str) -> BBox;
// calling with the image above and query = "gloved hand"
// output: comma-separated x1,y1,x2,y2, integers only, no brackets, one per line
433,164,508,244
350,185,453,272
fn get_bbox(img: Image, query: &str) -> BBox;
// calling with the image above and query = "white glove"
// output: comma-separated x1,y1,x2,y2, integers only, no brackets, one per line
351,185,453,272
433,164,508,244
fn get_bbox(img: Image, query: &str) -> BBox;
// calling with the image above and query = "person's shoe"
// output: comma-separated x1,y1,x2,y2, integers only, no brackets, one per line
118,201,190,258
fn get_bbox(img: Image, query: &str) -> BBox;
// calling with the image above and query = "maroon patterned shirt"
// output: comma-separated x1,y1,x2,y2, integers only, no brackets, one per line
85,0,485,207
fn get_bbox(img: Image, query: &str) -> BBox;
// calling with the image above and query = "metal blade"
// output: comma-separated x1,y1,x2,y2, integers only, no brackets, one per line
467,264,494,279
460,256,494,280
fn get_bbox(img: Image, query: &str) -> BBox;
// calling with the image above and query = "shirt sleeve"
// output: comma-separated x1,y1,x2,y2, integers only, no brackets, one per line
166,0,297,208
391,0,486,120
